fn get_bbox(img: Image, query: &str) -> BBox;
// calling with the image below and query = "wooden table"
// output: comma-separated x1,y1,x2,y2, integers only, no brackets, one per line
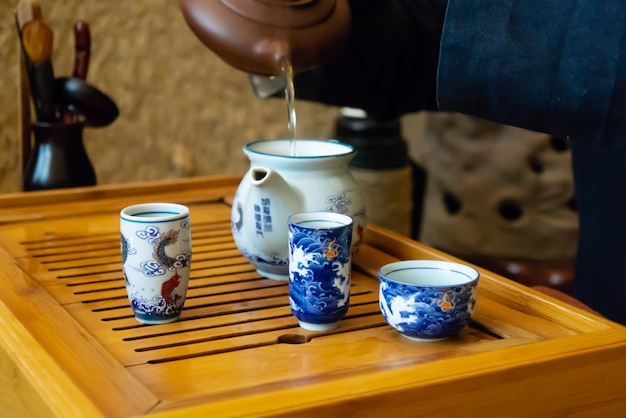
1,176,625,417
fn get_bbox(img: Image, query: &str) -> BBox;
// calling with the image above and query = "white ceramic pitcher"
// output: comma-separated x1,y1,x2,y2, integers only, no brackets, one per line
232,139,367,280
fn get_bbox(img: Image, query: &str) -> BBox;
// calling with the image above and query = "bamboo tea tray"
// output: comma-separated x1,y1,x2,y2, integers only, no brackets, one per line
1,176,625,417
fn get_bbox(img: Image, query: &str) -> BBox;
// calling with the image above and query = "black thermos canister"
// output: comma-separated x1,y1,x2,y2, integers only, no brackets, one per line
334,108,426,238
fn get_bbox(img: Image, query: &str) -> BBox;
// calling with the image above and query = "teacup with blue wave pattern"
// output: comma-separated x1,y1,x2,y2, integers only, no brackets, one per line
288,211,353,331
379,260,479,341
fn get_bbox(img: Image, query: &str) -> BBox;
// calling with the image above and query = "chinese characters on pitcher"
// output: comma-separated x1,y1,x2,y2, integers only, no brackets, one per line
254,198,273,237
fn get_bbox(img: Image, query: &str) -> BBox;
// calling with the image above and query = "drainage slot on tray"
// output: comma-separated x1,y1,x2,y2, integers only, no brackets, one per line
143,319,389,364
469,320,504,340
38,248,119,260
184,282,287,299
48,261,119,271
68,277,123,287
146,342,276,364
108,302,291,327
56,269,121,279
134,323,300,352
277,334,308,344
20,231,117,246
123,313,295,340
74,285,125,295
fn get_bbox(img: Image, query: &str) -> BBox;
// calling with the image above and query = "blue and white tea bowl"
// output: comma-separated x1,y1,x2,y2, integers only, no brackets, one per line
378,260,479,341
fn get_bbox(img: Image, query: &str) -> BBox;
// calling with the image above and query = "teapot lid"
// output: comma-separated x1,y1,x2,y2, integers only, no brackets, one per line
179,0,351,75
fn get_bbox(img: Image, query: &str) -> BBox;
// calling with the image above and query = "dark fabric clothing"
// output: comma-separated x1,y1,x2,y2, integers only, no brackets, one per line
438,1,626,148
292,0,626,324
569,141,626,323
438,1,626,323
293,0,444,119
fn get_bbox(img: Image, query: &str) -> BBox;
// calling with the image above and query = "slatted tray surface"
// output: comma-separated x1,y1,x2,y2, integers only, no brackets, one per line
1,177,625,417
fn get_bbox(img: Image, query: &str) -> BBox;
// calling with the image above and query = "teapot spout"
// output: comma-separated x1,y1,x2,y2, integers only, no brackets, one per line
251,166,271,183
249,166,301,210
231,165,302,279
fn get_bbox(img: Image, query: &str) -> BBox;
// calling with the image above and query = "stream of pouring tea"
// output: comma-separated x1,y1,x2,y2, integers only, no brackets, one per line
281,58,297,156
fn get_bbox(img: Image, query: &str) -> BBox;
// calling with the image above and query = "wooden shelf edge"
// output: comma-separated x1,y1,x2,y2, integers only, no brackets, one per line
0,175,241,208
142,328,626,417
0,246,158,417
0,300,104,418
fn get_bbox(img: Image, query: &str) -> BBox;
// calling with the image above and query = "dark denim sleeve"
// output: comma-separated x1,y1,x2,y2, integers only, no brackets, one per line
438,0,626,148
570,140,626,324
439,1,626,323
293,0,445,120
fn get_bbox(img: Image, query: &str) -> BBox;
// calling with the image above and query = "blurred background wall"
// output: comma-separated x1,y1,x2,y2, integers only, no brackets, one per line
1,0,359,193
1,0,578,290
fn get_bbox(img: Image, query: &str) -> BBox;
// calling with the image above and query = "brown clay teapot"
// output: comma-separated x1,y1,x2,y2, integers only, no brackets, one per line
179,0,351,75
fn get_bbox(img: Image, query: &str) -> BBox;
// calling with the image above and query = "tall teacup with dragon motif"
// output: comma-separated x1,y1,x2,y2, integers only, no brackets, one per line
120,203,192,324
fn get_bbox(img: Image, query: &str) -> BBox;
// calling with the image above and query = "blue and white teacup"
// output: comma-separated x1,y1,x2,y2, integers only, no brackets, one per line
288,211,353,331
120,203,192,324
379,260,479,341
